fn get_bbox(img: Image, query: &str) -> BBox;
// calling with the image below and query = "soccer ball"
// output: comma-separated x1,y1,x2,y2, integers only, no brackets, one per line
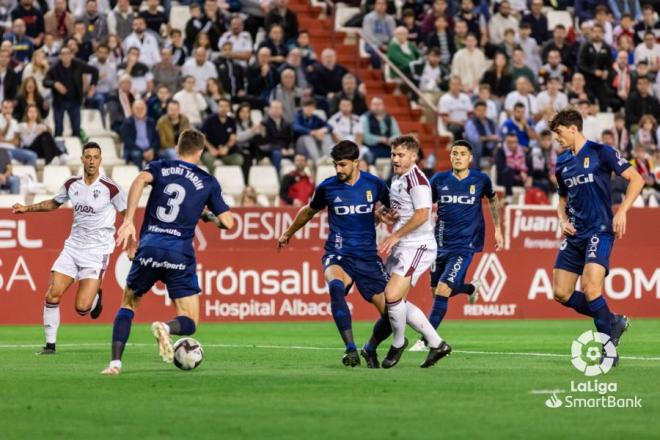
173,338,204,370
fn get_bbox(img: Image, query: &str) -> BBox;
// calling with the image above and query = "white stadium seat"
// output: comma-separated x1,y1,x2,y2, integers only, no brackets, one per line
214,166,245,197
315,165,335,183
42,165,72,194
12,165,37,181
334,5,360,34
248,165,280,197
547,10,574,30
89,137,123,166
111,165,139,191
63,137,82,165
0,194,24,207
170,5,192,38
256,194,270,207
81,109,110,137
222,193,237,207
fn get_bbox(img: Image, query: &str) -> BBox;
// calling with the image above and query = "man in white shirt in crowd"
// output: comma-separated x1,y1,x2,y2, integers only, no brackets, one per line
488,0,518,45
329,97,363,146
218,15,253,67
172,75,208,126
537,77,568,113
635,31,659,74
450,33,488,94
439,76,474,140
0,100,36,166
504,77,540,121
122,16,160,66
182,47,218,93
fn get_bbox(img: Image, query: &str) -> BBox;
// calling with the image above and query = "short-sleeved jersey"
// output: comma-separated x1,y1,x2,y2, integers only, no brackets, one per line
430,170,495,254
555,141,630,239
54,175,127,254
139,159,229,256
389,165,436,248
309,171,389,258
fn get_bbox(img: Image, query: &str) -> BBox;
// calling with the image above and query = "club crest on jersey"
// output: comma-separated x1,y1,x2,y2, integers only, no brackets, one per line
583,157,590,169
470,185,476,195
93,189,100,199
366,190,373,202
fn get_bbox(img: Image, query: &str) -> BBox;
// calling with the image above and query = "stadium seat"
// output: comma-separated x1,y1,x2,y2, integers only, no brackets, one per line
42,165,72,194
315,165,335,183
111,165,139,191
12,165,37,182
223,193,237,207
0,194,24,207
358,38,370,59
89,137,124,166
63,137,82,165
334,5,360,34
169,5,192,37
248,165,280,197
257,194,270,207
214,166,245,197
81,109,110,137
546,10,574,30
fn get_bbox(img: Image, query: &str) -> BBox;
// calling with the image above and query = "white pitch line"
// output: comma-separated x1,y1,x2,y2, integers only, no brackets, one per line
1,342,659,361
528,389,567,395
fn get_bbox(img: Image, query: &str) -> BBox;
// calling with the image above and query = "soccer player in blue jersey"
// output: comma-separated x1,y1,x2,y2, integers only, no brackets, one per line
549,109,643,360
410,140,504,352
277,140,393,368
101,129,234,375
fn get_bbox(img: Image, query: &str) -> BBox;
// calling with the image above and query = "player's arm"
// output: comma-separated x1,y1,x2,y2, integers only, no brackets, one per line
378,206,429,255
201,209,234,230
117,171,153,250
12,198,62,213
487,195,504,250
557,196,575,236
277,205,320,248
612,167,644,239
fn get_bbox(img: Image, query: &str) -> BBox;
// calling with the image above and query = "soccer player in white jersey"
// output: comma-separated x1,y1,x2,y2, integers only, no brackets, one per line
379,135,451,368
12,142,127,355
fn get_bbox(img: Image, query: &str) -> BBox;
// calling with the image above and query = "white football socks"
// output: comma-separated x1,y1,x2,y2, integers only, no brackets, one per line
387,300,408,348
406,301,442,348
44,302,60,344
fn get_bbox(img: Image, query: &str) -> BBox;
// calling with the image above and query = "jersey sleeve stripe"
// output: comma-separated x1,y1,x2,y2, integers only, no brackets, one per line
413,167,429,186
64,176,82,191
99,177,120,199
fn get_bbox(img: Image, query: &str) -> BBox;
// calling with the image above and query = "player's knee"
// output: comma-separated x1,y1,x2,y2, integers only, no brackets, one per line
45,287,64,303
435,283,451,297
552,286,571,303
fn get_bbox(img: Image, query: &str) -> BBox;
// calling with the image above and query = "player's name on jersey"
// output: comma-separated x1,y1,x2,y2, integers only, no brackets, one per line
161,166,205,190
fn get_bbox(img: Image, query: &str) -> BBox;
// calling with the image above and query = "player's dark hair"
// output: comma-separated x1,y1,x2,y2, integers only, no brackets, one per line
82,141,101,152
549,108,583,132
330,140,359,161
178,129,206,155
513,102,525,110
450,140,472,152
474,100,487,109
391,135,420,153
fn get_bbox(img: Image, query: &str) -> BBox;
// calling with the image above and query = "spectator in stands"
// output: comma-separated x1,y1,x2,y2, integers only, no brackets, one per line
574,0,604,25
0,100,36,166
14,77,49,122
630,144,658,203
259,23,288,66
173,75,208,126
265,0,299,44
609,0,642,22
68,21,94,61
168,29,188,67
451,33,488,94
183,47,218,93
279,153,314,206
121,99,159,168
402,9,422,45
329,97,363,146
517,22,542,74
290,30,317,68
147,84,170,121
106,34,124,65
505,77,540,122
293,98,332,162
260,100,294,173
240,186,260,207
481,51,512,101
152,47,181,93
107,74,134,134
18,103,61,164
361,96,400,164
215,41,247,100
526,129,556,195
537,77,569,113
218,14,253,67
201,98,242,172
612,113,631,157
453,19,469,51
509,48,536,90
44,0,74,42
439,75,473,140
280,49,309,90
635,114,658,151
81,0,108,44
362,0,396,69
156,100,190,161
522,0,548,45
5,19,34,64
567,72,590,105
117,47,151,96
0,51,19,105
140,0,167,35
613,13,636,47
542,24,574,70
204,78,229,114
199,0,227,52
44,46,98,138
11,0,44,47
465,100,499,168
633,4,659,46
270,67,303,124
21,48,50,99
123,16,160,66
86,44,115,125
425,15,455,67
577,23,613,111
247,47,277,108
406,48,449,121
456,0,487,47
235,102,264,179
538,49,571,88
0,146,19,194
488,0,518,46
497,27,518,60
625,76,660,130
635,31,659,74
496,132,531,203
330,73,367,116
309,48,351,104
501,102,536,148
476,84,499,120
107,0,135,40
609,50,632,112
387,26,421,76
631,60,655,92
420,0,452,40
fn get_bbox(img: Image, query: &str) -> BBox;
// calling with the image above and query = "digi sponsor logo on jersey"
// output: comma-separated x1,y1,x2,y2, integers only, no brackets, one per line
439,195,476,204
464,253,516,317
564,173,594,188
333,204,374,215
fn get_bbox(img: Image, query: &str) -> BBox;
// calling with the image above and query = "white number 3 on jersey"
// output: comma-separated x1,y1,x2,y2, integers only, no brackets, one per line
156,183,186,223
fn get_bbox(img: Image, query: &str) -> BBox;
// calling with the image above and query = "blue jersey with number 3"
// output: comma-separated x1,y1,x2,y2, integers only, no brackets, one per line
139,159,229,256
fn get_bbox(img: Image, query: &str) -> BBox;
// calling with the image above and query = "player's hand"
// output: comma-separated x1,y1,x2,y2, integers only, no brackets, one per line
613,209,627,239
277,231,291,249
126,235,137,260
378,234,400,256
12,203,28,214
494,229,504,251
561,220,576,237
116,221,136,250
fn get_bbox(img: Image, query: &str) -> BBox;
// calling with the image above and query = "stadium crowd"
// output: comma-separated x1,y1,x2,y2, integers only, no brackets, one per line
0,0,658,207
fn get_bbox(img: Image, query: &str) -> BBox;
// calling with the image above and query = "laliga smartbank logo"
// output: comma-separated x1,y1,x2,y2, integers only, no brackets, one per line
544,330,642,409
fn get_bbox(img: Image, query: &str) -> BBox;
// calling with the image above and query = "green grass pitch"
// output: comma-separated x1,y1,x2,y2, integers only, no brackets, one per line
1,319,659,440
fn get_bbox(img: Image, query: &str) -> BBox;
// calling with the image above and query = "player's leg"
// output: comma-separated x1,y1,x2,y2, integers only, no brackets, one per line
102,287,142,375
553,238,593,317
581,263,614,336
322,257,358,360
71,253,108,319
39,271,75,354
